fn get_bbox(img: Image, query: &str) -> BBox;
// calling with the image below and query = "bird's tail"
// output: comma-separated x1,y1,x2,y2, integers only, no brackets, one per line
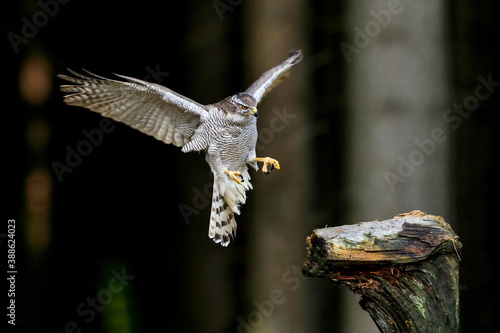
209,170,252,246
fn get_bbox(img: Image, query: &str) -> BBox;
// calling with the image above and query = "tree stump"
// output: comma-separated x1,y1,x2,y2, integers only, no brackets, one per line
303,210,461,333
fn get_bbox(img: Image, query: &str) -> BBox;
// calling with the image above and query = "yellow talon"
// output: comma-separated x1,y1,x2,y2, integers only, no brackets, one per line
254,157,280,174
225,170,243,184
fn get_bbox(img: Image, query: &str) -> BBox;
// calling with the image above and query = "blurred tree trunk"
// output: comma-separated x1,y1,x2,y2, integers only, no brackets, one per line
342,1,452,332
181,3,242,332
243,1,315,332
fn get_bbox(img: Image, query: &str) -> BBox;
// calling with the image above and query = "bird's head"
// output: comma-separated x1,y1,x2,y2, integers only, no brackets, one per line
230,93,258,118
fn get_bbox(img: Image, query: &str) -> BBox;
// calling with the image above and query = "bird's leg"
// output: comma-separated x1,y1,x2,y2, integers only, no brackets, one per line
254,157,280,174
225,170,243,184
208,147,244,185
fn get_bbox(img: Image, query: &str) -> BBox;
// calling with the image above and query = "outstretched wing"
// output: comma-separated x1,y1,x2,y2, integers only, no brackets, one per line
244,50,303,104
58,69,208,147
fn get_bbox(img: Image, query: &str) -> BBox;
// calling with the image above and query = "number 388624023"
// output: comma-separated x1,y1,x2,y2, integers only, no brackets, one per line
7,219,15,268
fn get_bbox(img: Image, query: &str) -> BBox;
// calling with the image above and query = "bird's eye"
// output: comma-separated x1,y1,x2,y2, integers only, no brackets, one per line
241,105,248,110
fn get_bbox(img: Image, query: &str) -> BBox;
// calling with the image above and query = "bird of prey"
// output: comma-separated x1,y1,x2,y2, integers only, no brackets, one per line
58,50,303,246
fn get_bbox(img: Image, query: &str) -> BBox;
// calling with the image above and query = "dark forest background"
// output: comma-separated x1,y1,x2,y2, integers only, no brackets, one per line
3,0,499,332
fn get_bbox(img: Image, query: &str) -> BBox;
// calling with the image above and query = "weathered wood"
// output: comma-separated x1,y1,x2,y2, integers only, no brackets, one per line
303,210,461,333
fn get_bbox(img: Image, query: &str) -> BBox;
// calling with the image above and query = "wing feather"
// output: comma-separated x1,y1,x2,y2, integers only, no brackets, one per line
244,50,303,103
58,69,208,146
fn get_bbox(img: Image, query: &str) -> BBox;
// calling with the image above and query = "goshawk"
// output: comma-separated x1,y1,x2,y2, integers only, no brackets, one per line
58,50,303,246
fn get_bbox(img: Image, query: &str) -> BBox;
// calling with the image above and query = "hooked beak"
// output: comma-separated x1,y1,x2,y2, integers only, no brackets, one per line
247,107,258,118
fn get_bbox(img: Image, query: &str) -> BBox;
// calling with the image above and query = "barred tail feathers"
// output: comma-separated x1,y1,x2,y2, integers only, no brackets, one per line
209,169,252,246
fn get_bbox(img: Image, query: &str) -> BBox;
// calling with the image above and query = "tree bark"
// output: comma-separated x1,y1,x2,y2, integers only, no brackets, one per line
342,1,453,330
303,210,461,333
